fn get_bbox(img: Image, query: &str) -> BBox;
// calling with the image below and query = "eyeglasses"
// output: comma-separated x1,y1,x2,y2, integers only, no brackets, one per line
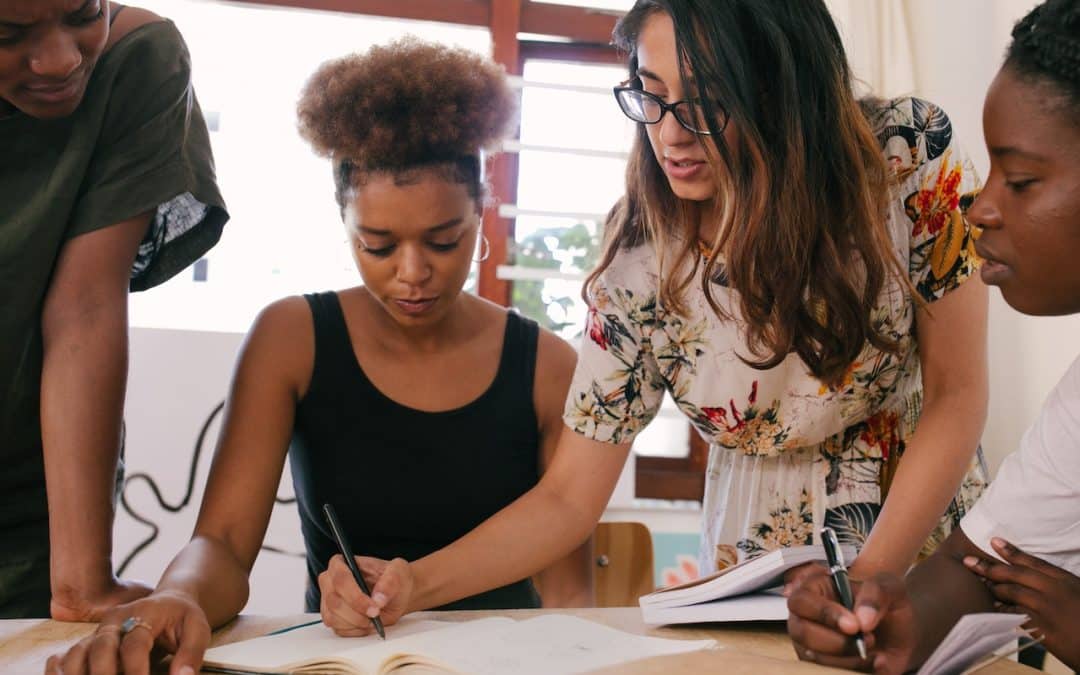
613,85,728,136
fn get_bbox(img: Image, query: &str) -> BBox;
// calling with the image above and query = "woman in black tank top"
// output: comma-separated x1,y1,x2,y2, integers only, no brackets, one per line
51,38,592,672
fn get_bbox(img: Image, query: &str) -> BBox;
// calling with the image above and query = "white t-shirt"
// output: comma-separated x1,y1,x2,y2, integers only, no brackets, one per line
960,354,1080,576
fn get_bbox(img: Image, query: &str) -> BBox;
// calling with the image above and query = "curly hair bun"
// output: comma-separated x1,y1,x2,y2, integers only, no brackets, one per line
297,37,518,170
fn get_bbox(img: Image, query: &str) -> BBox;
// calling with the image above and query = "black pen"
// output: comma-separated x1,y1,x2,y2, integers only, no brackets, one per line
323,503,386,639
821,527,867,660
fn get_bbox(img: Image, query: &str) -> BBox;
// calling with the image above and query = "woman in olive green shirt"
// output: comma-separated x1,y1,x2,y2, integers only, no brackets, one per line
0,1,227,619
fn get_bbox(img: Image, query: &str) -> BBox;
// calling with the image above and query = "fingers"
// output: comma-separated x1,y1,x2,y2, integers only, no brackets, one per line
369,559,406,612
789,612,875,656
53,619,157,675
318,556,378,636
792,640,871,672
787,585,861,636
44,653,63,675
117,621,156,675
783,561,826,594
87,626,123,675
852,575,905,633
987,582,1045,615
991,539,1070,580
963,553,1054,595
58,635,93,675
319,582,376,636
168,610,212,675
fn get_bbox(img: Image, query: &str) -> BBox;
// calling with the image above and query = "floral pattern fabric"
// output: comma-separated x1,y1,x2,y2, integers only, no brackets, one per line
565,98,988,572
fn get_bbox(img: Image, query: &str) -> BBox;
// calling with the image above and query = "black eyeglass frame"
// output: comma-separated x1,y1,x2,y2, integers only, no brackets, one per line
613,85,729,136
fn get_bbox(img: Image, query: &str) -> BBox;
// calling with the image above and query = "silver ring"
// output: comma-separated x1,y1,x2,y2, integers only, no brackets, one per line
120,616,153,636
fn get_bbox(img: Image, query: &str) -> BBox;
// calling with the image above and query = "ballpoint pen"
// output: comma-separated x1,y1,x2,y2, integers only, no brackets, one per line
323,503,386,640
821,527,867,660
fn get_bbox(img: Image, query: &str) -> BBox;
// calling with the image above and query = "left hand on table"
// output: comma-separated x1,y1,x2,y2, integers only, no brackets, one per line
964,538,1080,670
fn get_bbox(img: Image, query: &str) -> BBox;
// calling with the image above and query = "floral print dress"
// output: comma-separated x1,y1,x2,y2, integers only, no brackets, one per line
564,98,989,573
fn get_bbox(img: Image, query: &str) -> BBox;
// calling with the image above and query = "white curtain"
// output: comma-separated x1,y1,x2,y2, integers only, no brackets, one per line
826,0,917,99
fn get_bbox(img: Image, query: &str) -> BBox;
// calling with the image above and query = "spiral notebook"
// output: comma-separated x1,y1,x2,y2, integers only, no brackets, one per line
201,614,716,675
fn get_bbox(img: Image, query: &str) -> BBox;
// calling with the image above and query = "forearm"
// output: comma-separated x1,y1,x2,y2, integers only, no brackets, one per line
903,545,996,668
410,483,598,612
41,303,128,599
855,399,984,577
156,535,252,628
535,536,595,608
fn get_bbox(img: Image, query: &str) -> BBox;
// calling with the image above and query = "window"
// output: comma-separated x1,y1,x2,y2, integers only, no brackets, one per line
127,0,491,332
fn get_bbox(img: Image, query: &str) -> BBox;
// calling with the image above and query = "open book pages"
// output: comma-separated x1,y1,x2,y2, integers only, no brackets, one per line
202,614,716,675
639,544,856,623
916,613,1030,675
640,587,788,625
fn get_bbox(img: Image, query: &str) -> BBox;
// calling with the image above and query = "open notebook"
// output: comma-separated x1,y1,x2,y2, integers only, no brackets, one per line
639,544,855,625
917,613,1031,675
202,614,716,675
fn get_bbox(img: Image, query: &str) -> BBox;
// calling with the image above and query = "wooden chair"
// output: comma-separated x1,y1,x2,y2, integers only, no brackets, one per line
594,521,655,607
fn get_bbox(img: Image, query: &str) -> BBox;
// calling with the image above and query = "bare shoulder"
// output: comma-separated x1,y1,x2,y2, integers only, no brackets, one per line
243,295,316,396
532,323,578,429
535,325,578,382
106,3,165,49
249,296,313,353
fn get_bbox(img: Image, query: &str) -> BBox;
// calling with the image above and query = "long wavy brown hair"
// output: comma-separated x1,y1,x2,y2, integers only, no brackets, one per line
589,0,906,384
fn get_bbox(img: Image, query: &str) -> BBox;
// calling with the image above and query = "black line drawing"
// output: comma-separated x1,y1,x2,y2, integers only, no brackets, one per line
118,401,301,576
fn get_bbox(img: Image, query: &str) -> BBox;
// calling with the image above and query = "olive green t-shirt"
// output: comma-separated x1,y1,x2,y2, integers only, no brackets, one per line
0,20,227,553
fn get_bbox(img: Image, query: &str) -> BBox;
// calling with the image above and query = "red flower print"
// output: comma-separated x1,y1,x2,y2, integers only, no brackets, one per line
728,399,744,427
587,307,609,351
701,406,729,426
911,153,964,238
859,410,900,460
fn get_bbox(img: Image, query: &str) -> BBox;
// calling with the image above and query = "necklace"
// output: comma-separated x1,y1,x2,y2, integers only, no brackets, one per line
698,239,715,261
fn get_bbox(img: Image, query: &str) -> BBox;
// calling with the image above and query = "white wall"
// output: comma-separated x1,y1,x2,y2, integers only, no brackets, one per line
118,328,308,614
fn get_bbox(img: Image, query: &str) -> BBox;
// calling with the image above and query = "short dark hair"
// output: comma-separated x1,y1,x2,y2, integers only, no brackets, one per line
1006,0,1080,119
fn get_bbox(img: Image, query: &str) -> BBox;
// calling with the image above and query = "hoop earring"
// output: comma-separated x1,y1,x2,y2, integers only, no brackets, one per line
474,234,491,263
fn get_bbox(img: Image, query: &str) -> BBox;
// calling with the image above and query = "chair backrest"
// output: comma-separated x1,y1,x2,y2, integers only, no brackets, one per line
594,521,654,607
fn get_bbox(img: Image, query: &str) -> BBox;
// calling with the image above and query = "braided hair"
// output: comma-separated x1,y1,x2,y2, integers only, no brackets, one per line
1006,0,1080,116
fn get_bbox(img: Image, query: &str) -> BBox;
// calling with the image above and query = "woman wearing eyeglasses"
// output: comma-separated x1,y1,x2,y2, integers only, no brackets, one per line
594,2,989,576
309,0,988,633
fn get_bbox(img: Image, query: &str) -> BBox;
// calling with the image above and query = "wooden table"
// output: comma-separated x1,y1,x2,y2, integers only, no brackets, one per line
0,607,1037,674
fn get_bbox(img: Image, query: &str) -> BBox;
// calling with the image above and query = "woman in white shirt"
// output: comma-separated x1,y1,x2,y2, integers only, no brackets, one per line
786,0,1080,671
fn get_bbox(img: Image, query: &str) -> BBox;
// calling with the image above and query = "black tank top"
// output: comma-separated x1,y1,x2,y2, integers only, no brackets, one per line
290,292,542,611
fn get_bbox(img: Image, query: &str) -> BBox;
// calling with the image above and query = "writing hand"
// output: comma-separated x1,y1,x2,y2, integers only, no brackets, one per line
319,555,411,636
787,565,917,674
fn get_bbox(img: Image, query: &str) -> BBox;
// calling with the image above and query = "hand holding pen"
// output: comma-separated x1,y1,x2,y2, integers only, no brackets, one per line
821,527,868,660
322,503,387,639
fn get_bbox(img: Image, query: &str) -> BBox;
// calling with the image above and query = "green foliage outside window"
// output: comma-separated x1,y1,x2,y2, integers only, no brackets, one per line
511,222,601,336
